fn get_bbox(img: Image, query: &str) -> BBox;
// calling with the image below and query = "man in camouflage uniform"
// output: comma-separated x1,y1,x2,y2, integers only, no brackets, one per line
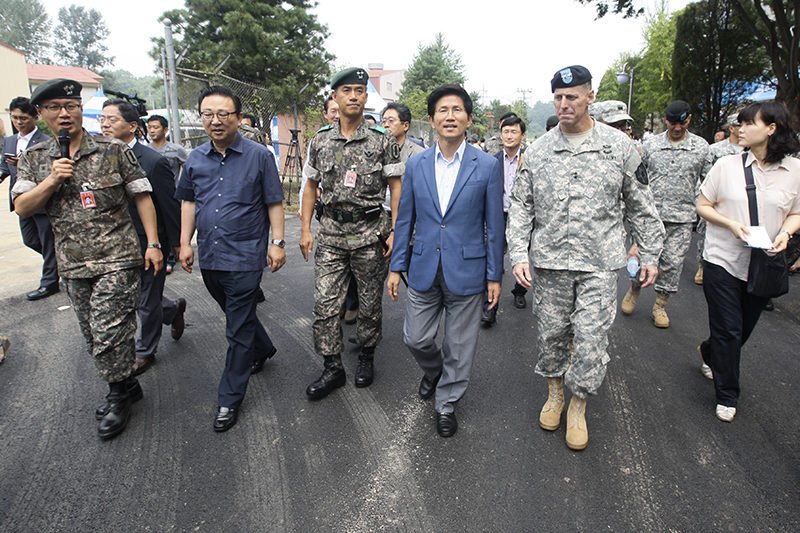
12,78,163,440
694,114,743,284
622,101,712,327
507,66,664,450
300,67,404,399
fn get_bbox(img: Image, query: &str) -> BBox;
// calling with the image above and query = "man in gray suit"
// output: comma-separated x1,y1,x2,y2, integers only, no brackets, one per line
0,97,59,300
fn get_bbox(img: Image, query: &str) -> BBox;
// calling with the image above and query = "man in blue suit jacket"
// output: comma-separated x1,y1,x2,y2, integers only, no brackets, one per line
0,97,59,300
388,85,504,438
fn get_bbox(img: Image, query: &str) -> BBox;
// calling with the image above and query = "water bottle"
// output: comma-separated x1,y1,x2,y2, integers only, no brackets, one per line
627,257,640,278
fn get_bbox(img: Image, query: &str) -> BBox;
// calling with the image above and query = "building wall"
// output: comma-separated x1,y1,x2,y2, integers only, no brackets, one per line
0,45,30,136
28,82,100,105
369,71,405,103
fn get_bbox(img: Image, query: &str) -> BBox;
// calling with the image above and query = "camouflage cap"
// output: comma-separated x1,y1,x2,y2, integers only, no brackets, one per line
726,114,741,127
665,100,691,122
551,65,592,92
331,67,368,89
591,100,632,124
30,78,83,106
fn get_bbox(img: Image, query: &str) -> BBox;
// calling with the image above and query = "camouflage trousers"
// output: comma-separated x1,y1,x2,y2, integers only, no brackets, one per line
696,218,706,262
313,241,389,356
533,268,617,398
65,268,141,382
632,221,693,294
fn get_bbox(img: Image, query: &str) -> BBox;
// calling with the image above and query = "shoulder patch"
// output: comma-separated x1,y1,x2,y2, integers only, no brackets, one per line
124,147,139,166
319,124,333,132
635,162,648,185
390,143,401,160
374,125,387,133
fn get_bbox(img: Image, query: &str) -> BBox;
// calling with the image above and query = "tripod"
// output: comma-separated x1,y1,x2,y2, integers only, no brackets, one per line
281,128,303,206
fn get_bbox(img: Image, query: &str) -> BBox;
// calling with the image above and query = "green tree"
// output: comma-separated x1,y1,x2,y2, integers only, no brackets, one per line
101,69,167,110
0,0,51,62
53,5,113,71
399,33,466,113
597,54,650,135
527,100,556,138
635,5,678,123
157,0,333,106
672,0,771,141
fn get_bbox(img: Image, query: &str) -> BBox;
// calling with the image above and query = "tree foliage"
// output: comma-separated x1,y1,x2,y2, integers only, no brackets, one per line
672,0,771,140
156,0,333,106
53,5,114,70
399,33,466,115
101,69,167,110
597,54,650,134
0,0,52,62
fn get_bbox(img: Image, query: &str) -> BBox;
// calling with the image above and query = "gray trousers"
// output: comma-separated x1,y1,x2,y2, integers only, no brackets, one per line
631,221,693,294
19,213,59,289
136,236,180,360
403,265,483,414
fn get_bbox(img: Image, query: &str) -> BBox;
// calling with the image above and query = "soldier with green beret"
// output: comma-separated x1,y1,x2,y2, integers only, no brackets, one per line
299,67,404,399
12,78,163,440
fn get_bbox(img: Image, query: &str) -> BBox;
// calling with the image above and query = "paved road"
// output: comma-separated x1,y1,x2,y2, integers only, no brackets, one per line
1,194,799,532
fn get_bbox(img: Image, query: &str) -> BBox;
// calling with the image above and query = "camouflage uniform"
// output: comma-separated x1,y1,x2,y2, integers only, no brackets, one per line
507,122,664,397
696,140,743,260
12,131,152,382
640,131,712,293
238,124,267,145
305,119,403,356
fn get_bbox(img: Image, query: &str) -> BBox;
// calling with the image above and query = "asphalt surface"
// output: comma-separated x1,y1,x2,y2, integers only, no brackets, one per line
1,193,799,532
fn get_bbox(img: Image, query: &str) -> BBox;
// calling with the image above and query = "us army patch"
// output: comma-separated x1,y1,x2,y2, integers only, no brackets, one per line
390,143,400,160
124,148,138,166
635,162,649,185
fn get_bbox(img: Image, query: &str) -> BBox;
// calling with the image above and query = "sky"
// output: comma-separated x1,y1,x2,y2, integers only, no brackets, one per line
39,0,692,107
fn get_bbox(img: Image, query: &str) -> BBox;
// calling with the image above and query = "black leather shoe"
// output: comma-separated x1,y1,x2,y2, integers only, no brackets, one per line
95,377,143,419
26,285,60,301
306,363,346,399
514,294,527,309
419,372,441,399
171,298,187,340
256,287,266,303
481,309,496,327
354,353,374,388
132,356,156,376
251,346,278,375
764,298,774,311
437,411,458,438
97,382,132,440
214,407,238,432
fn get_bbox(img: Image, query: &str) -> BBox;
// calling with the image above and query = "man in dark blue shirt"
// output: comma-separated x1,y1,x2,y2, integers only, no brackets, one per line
176,85,286,432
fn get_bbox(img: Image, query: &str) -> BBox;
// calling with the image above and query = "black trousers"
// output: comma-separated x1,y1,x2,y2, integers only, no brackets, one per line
700,260,768,408
19,213,59,289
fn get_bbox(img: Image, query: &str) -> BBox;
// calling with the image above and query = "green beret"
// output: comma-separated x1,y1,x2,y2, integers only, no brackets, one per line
331,67,368,89
551,65,592,92
30,78,83,106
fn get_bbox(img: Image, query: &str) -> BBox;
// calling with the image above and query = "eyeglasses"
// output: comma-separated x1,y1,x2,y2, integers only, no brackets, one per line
200,111,235,122
10,114,35,122
39,103,81,113
99,116,124,124
381,117,398,126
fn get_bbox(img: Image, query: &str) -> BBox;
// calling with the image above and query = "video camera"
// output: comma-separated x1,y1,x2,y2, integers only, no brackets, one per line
105,89,148,117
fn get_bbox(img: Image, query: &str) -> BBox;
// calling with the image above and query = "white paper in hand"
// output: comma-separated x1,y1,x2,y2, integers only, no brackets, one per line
744,226,774,249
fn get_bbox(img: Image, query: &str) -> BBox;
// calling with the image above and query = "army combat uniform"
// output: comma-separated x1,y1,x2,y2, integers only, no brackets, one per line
12,131,152,382
507,121,664,398
305,119,403,356
640,131,712,294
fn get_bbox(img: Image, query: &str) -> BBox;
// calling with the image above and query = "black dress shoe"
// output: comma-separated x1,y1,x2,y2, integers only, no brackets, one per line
418,372,441,399
257,287,266,303
95,377,143,419
251,346,278,374
436,411,458,438
306,362,346,399
26,285,60,301
354,353,374,388
214,407,238,432
481,309,496,327
132,356,156,376
514,294,527,309
171,298,187,340
97,381,133,440
764,298,774,311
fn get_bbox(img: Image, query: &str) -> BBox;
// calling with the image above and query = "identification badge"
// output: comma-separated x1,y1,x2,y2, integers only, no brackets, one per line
344,170,357,188
80,182,96,209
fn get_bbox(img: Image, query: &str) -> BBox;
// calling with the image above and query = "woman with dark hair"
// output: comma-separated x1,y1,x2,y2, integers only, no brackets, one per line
696,101,800,422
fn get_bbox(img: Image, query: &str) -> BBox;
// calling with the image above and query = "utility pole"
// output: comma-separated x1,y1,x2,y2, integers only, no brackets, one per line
516,88,531,107
163,20,181,145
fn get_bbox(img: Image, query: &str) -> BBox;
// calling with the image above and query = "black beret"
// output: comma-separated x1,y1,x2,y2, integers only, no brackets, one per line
551,65,592,92
665,100,691,123
331,67,368,89
545,115,559,130
30,78,83,107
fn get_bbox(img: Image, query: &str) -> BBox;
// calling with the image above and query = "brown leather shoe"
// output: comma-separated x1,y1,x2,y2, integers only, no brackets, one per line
343,308,358,324
171,298,187,340
132,356,156,376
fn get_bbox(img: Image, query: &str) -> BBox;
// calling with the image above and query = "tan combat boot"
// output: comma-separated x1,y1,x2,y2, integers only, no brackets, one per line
652,292,670,328
565,395,588,450
539,377,565,431
621,285,641,315
694,263,703,285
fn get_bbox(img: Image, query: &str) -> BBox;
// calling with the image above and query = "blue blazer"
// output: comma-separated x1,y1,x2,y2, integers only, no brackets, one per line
1,129,51,211
391,142,505,296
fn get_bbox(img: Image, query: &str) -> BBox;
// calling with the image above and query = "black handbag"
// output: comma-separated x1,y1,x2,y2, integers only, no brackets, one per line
742,153,789,298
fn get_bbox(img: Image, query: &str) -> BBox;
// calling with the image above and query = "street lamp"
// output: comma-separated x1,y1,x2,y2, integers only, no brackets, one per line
616,62,633,117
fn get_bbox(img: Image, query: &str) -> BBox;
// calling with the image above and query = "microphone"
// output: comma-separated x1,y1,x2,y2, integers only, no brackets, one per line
58,129,70,159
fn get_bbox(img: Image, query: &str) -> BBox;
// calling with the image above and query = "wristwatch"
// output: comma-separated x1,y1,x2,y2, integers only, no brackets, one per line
271,239,285,248
147,243,161,249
